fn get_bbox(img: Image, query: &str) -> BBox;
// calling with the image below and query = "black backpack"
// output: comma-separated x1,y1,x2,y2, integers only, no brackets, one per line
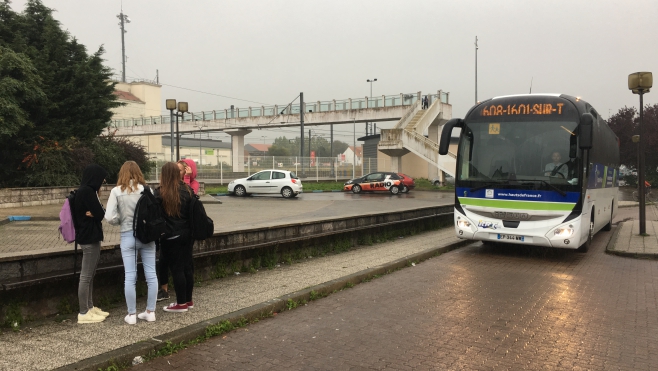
133,186,167,244
188,195,215,240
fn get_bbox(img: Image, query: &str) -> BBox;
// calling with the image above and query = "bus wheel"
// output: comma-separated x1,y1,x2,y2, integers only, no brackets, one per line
578,215,594,253
603,203,613,231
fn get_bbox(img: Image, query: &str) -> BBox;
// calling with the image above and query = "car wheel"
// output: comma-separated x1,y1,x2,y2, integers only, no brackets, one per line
234,185,246,197
281,187,293,198
433,180,441,186
352,184,362,194
390,185,400,195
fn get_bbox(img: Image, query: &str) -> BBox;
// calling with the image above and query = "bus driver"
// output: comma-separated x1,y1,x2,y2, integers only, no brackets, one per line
544,151,568,178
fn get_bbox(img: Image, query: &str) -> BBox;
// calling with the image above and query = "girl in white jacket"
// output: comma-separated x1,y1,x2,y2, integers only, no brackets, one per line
105,161,158,324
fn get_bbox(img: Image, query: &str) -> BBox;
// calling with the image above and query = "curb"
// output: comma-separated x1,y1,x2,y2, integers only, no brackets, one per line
605,221,658,260
1,216,60,226
55,238,471,371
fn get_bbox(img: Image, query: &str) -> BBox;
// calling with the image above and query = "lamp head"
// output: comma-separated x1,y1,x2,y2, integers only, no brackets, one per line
178,102,189,113
628,72,652,94
632,135,640,143
166,99,176,110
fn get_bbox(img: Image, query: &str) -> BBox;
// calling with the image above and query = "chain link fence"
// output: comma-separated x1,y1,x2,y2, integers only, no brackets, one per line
146,156,389,183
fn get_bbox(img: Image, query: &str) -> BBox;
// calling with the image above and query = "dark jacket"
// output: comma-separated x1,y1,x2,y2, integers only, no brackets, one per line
154,182,193,238
74,164,108,245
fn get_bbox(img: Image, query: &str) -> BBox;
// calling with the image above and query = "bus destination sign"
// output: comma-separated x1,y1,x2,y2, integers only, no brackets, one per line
480,103,565,117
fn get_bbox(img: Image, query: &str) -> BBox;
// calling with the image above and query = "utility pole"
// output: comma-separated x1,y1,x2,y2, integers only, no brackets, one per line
474,36,478,104
300,92,305,176
117,8,130,82
330,124,334,177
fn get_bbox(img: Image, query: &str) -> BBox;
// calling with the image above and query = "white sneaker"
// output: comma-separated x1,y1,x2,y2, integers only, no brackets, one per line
78,311,105,324
124,314,137,325
90,306,109,318
137,311,156,322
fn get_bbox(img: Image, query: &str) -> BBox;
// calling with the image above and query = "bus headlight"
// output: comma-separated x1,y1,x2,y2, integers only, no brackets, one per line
457,220,471,228
554,226,574,238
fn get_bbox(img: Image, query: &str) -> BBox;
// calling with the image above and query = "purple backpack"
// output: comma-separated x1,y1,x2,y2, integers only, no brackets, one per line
58,191,76,244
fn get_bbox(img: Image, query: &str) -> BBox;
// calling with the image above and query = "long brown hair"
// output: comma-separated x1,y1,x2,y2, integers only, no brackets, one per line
117,161,146,193
160,162,191,217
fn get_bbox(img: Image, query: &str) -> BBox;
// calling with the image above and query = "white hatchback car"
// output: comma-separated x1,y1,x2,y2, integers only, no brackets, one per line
228,170,303,198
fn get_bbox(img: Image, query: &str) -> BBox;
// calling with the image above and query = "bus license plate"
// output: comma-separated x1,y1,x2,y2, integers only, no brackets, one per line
497,234,525,241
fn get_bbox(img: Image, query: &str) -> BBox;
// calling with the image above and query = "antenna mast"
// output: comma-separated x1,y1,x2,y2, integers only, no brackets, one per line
117,4,130,82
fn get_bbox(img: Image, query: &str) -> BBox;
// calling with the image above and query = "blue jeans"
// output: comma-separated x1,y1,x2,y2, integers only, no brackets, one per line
120,232,158,314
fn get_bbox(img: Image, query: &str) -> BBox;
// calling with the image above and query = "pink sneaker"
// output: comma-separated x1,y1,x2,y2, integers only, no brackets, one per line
163,303,188,313
186,301,194,309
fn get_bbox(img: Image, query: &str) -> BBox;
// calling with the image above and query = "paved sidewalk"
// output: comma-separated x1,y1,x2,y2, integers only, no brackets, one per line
607,203,658,258
0,228,462,371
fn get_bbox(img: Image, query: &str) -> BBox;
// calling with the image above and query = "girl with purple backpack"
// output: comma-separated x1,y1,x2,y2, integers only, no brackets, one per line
74,164,109,324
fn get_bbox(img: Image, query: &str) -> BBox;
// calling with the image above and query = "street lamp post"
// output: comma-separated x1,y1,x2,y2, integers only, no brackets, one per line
166,99,176,161
165,99,189,161
628,71,653,235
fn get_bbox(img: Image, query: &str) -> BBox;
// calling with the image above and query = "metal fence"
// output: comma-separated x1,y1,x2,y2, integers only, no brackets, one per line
145,156,390,184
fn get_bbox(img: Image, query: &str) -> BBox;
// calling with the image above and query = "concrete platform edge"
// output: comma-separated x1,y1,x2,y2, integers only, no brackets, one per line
54,238,470,371
605,221,658,260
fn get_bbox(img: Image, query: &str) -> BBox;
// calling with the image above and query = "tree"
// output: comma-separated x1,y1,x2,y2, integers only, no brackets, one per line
608,104,658,184
0,0,121,186
0,46,45,137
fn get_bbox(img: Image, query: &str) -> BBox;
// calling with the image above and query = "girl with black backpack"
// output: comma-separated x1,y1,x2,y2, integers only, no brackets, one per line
154,162,195,312
104,161,158,324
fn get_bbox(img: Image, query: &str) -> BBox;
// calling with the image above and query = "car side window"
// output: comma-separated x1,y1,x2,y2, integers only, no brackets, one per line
253,171,271,180
366,174,379,181
272,171,286,179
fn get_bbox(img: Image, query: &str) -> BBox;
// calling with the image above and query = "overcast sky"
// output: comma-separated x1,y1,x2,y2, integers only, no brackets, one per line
9,0,658,145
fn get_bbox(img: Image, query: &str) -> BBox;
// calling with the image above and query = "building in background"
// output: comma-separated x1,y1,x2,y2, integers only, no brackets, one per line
339,146,362,166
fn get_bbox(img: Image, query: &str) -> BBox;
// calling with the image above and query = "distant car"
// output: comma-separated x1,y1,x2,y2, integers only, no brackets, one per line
228,170,302,198
397,173,415,193
431,174,454,186
343,172,404,195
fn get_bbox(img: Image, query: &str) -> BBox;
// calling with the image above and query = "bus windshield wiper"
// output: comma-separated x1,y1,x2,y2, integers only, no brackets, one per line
469,181,503,193
521,180,566,197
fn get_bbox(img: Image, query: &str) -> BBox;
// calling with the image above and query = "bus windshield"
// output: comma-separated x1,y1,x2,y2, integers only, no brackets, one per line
456,120,580,192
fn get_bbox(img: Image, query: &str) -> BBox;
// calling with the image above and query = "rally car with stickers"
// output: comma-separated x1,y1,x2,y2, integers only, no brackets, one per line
343,172,405,195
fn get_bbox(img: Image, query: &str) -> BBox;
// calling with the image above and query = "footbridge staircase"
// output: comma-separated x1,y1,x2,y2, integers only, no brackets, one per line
378,97,457,178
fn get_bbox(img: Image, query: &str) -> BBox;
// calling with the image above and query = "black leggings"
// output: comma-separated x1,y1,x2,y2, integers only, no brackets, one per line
160,234,194,305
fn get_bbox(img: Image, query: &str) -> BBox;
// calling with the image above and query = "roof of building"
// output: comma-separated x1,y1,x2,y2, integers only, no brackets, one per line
113,90,144,103
161,136,231,149
246,143,272,152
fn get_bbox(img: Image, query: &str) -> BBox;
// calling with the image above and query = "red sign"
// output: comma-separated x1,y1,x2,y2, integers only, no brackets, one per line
311,151,316,166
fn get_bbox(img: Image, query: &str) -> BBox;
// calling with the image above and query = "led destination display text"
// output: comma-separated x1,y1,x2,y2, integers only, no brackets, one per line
481,103,565,117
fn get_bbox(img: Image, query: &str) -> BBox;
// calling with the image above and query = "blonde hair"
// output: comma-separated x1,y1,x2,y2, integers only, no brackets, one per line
116,161,146,193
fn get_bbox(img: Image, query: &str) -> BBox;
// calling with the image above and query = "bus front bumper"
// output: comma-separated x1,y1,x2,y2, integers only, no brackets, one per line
454,213,584,249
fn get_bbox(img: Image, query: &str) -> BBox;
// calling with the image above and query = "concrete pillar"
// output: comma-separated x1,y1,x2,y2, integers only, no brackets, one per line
390,156,403,173
226,129,252,172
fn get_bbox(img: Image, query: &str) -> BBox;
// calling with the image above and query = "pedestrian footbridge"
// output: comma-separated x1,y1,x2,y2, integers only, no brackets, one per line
107,90,456,177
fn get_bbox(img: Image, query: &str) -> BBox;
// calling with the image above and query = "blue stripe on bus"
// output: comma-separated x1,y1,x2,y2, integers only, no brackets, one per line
456,188,580,203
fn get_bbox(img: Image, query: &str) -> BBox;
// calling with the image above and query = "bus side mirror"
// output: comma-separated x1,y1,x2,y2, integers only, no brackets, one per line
579,113,593,150
439,119,463,155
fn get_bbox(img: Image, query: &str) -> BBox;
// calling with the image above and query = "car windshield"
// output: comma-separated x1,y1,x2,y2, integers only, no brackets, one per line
457,120,580,192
